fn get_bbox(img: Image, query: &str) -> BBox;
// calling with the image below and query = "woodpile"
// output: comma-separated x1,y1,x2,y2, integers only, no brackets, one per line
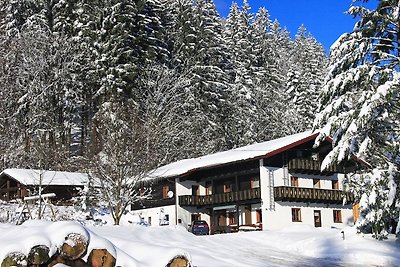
0,223,192,267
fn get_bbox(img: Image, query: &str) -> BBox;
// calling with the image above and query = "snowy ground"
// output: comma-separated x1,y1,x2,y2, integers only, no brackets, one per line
0,205,399,267
0,220,399,266
91,224,400,267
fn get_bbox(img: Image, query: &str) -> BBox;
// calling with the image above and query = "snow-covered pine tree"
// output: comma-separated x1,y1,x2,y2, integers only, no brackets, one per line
250,7,290,142
223,1,256,147
286,25,327,131
97,0,167,102
0,0,40,37
314,0,400,239
180,0,231,153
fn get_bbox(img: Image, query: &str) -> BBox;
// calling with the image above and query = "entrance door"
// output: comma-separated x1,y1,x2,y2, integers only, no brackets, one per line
314,210,321,227
244,206,252,225
217,211,227,226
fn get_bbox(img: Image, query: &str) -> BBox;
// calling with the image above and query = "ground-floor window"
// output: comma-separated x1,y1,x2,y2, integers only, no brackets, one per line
333,210,342,223
291,208,301,222
256,209,262,223
228,212,236,225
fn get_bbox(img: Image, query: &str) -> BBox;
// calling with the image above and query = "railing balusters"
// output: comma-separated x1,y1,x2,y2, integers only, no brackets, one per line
273,186,352,204
178,188,262,206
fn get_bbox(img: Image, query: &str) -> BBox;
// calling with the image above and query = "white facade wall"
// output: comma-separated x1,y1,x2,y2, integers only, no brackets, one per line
176,206,211,229
130,205,176,227
176,179,195,196
258,161,353,231
264,202,354,230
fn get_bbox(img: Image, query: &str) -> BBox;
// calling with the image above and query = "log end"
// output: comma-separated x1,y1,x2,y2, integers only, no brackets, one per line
1,252,27,267
87,249,116,267
166,255,191,267
60,233,88,260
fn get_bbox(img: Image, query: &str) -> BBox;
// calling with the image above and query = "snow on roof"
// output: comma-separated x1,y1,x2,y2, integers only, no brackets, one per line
150,130,318,179
0,168,89,186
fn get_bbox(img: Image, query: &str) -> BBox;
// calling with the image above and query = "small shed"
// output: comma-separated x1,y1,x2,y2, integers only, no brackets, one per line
0,168,89,202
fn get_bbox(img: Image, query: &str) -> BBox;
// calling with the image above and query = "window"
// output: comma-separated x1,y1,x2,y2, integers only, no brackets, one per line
256,209,262,223
228,212,236,225
333,210,342,223
313,179,320,189
192,185,199,196
252,178,260,188
291,176,299,187
332,180,339,190
162,185,169,199
224,181,234,193
292,208,302,222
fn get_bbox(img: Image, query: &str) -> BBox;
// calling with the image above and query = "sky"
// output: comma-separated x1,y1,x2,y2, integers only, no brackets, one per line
214,0,378,53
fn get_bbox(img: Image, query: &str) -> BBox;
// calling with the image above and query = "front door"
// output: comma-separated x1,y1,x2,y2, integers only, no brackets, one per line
245,206,252,225
314,210,321,227
217,211,227,226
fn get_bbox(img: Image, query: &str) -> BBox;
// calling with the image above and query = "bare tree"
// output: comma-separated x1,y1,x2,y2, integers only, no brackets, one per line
89,98,157,225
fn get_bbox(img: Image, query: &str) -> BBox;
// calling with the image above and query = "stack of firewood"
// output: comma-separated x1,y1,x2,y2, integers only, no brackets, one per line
1,226,191,267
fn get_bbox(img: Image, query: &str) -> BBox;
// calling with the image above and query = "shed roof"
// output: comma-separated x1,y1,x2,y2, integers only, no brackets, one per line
150,130,319,179
0,168,89,186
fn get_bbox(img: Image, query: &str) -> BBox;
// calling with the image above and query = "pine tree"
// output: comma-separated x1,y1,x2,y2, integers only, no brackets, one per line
314,0,400,239
287,25,327,130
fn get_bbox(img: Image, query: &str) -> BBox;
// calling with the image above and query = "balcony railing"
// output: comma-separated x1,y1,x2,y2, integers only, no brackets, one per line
274,186,354,204
288,158,342,174
179,188,261,207
131,198,175,210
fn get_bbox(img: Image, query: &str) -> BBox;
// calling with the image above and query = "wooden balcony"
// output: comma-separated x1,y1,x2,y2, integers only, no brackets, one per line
179,188,261,207
131,198,175,210
288,158,342,174
274,186,354,204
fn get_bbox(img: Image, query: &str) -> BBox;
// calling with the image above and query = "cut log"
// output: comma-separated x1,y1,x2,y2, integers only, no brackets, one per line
87,249,116,267
60,233,88,260
47,255,87,267
166,256,191,267
1,252,27,267
47,255,67,267
27,245,50,265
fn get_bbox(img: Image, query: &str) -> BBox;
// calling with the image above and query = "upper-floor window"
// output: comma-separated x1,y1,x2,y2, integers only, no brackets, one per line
332,180,339,190
162,185,169,199
291,176,299,187
224,181,234,193
313,179,320,189
251,177,260,188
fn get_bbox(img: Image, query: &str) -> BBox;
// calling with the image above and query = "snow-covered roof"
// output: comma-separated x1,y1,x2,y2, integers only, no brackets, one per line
150,130,319,179
0,168,89,186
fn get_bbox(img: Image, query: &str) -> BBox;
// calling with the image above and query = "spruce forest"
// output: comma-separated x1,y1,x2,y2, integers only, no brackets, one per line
0,0,398,239
0,0,326,170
